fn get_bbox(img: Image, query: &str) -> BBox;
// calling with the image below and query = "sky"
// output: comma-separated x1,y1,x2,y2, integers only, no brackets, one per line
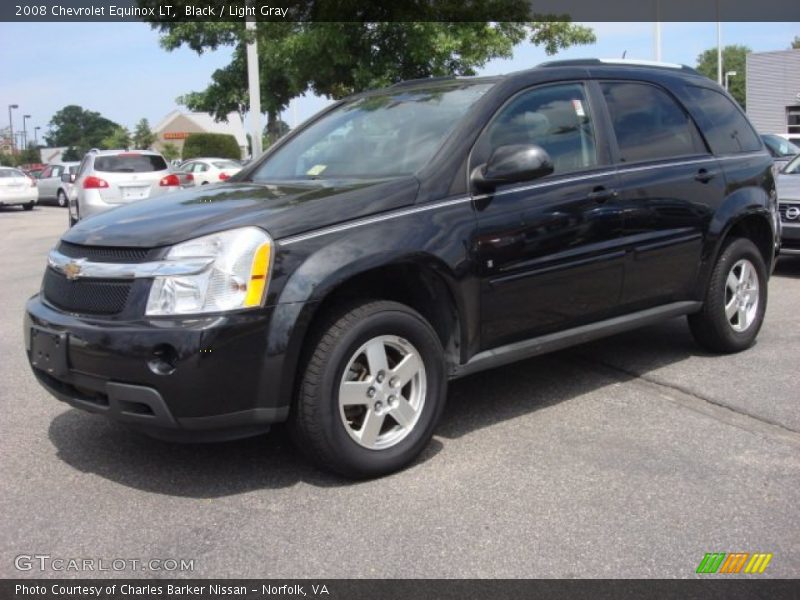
0,21,798,146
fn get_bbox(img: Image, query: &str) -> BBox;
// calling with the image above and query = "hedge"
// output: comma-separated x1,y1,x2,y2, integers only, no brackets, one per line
181,133,241,160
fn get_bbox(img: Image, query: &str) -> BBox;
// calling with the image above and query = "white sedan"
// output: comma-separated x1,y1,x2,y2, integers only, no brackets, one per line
0,167,37,210
178,158,242,185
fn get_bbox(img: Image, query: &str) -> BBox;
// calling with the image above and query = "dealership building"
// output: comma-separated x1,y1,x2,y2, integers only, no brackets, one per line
746,49,800,137
152,110,248,159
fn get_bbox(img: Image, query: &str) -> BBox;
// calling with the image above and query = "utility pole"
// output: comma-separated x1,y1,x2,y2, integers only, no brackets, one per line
246,17,263,159
716,1,723,85
654,0,661,61
8,104,18,154
22,114,30,151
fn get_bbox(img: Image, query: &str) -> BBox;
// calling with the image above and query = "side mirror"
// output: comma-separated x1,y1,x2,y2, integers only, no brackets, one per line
471,144,554,191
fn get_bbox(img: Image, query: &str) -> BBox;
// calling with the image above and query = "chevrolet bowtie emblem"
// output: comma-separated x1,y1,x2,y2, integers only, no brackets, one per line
63,260,84,280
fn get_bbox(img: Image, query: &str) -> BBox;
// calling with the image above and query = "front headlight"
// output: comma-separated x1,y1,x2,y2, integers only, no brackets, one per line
146,227,272,316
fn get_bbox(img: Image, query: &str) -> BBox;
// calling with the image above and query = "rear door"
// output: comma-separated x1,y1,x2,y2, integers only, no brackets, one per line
38,165,61,198
472,81,626,349
598,80,724,309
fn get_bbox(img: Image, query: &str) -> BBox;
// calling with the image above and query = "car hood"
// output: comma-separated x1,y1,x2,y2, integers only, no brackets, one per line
777,174,800,201
63,178,419,248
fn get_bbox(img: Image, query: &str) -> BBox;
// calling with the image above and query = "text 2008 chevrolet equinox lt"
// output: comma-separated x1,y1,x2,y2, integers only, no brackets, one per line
25,60,780,477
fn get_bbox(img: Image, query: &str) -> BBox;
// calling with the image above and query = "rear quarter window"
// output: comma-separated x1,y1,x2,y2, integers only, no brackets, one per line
94,154,168,173
684,86,762,154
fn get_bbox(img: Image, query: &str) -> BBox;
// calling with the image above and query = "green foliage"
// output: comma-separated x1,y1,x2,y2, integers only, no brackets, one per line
160,142,180,161
0,153,15,167
101,126,131,150
182,133,241,160
138,10,595,136
62,147,82,162
18,145,41,165
264,120,290,148
45,105,120,154
132,118,156,149
695,45,750,108
792,36,800,49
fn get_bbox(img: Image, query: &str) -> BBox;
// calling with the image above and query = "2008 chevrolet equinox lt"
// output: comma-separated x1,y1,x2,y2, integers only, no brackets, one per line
25,59,780,477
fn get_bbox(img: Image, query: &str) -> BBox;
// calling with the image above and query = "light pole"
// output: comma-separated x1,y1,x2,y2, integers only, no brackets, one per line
724,70,737,91
22,114,31,151
8,104,18,154
34,126,41,147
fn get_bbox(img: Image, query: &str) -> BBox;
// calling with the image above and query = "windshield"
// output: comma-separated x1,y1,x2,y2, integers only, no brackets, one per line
763,134,800,157
783,154,800,174
249,83,492,181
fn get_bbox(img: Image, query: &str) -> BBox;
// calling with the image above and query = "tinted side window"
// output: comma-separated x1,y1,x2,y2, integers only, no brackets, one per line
601,82,701,163
479,83,598,175
685,86,762,154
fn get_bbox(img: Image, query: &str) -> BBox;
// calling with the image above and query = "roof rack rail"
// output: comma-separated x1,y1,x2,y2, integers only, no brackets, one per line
539,58,699,74
390,76,457,89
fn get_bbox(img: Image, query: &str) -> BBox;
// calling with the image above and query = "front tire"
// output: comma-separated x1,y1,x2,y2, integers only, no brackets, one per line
57,190,67,207
291,300,447,478
688,237,767,353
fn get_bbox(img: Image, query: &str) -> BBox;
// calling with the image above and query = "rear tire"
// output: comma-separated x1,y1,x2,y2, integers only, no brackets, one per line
290,300,447,478
688,237,767,353
22,202,34,211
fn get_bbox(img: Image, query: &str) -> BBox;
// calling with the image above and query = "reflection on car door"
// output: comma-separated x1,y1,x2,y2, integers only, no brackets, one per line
472,82,626,350
599,81,723,308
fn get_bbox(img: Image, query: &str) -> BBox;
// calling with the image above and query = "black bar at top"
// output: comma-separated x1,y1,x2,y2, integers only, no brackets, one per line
1,0,799,22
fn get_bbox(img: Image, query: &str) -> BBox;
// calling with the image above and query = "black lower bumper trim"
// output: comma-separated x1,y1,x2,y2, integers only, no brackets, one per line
33,368,288,441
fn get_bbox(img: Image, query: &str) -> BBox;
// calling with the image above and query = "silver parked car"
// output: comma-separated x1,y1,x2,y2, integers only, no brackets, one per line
777,154,800,255
68,149,181,226
37,162,79,207
762,134,800,175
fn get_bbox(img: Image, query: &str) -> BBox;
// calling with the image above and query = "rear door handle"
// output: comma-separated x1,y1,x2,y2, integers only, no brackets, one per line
695,168,716,183
588,187,618,204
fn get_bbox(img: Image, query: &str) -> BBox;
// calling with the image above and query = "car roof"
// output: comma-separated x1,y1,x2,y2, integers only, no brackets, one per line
348,58,705,101
89,149,163,156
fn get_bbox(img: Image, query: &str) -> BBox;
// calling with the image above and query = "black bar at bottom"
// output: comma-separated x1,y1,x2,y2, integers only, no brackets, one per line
2,579,799,600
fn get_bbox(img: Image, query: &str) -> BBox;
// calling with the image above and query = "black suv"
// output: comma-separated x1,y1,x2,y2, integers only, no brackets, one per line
25,60,779,477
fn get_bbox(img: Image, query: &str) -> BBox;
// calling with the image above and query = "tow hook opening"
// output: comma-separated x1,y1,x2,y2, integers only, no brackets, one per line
148,344,178,375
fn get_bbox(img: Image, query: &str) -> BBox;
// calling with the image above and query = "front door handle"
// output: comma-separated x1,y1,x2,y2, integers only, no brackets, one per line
588,186,618,204
695,168,716,183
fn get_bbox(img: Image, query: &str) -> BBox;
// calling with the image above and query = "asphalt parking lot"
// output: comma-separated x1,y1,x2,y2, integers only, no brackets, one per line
1,205,798,579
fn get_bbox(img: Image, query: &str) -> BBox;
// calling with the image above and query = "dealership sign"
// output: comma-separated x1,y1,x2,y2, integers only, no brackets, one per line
163,132,190,140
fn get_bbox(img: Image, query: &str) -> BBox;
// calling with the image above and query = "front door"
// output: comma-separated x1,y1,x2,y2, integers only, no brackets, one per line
471,82,626,350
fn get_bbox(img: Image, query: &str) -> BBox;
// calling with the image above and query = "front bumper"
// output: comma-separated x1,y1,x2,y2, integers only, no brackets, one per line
780,222,800,255
25,294,290,441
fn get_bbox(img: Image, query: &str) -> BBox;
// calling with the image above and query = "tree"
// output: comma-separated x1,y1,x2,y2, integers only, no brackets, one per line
264,120,290,148
792,36,800,49
62,147,82,161
139,8,595,137
696,45,750,108
160,142,180,161
45,105,119,154
101,126,131,150
182,133,241,160
18,145,41,165
132,118,156,149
